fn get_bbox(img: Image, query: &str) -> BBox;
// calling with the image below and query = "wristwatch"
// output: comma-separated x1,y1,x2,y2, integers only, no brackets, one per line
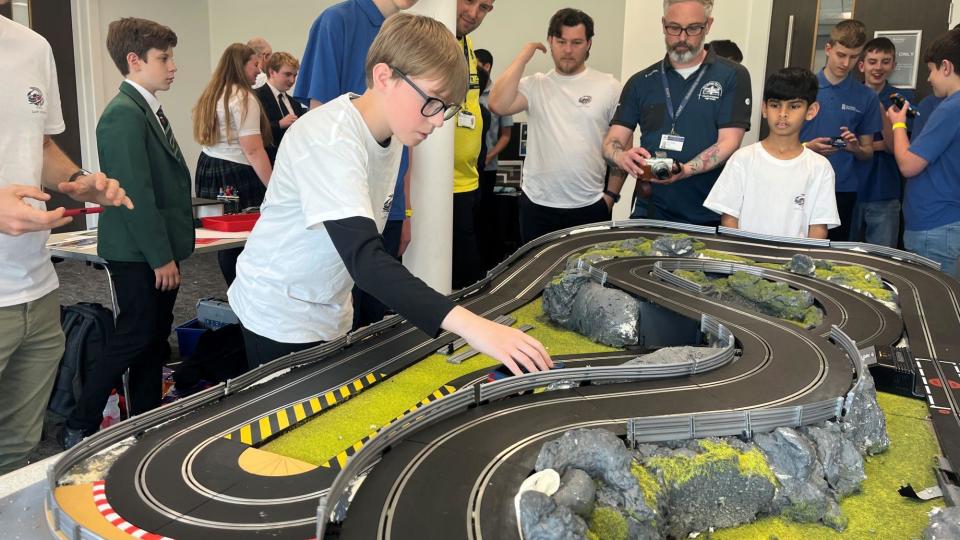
603,189,621,203
68,168,92,183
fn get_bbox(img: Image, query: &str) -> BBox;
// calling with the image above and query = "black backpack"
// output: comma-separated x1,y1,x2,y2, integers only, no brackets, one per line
48,303,115,418
172,323,248,393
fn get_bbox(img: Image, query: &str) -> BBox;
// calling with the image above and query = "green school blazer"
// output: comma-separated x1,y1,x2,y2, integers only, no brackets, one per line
96,82,194,269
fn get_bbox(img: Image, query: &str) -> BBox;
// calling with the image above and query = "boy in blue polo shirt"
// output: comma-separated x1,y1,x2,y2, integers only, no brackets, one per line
851,37,914,247
800,19,880,241
887,29,960,278
294,0,417,329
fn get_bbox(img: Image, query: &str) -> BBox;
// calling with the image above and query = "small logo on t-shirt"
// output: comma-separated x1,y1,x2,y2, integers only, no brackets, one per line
841,103,861,114
382,194,394,216
26,87,45,110
700,81,723,101
794,194,806,209
578,95,593,105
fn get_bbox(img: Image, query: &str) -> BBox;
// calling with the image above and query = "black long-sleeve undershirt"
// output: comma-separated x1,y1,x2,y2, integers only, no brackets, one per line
324,216,455,337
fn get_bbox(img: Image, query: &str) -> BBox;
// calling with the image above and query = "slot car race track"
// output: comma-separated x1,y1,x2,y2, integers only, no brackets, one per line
46,222,960,540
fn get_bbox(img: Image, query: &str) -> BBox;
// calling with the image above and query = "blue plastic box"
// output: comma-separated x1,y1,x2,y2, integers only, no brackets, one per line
175,318,206,358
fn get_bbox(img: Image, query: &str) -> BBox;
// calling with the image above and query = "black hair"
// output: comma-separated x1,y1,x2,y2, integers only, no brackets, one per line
923,28,960,72
477,64,490,94
863,37,896,56
763,67,819,105
708,40,742,63
475,48,493,68
547,8,594,40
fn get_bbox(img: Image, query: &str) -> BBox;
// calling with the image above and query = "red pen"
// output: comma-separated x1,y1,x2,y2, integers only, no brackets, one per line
63,206,104,217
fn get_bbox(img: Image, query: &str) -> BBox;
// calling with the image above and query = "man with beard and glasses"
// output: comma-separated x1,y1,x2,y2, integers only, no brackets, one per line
488,8,622,243
603,0,751,226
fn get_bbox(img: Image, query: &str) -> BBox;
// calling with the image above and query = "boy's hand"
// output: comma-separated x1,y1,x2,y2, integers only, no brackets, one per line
805,137,839,156
613,147,650,178
154,260,181,291
0,184,72,235
279,113,298,128
443,306,553,376
886,100,909,125
58,172,134,210
839,127,861,154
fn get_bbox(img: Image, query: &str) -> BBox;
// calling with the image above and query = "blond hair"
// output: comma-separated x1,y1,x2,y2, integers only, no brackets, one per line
663,0,714,17
828,19,867,49
265,51,299,75
193,43,273,147
365,13,468,105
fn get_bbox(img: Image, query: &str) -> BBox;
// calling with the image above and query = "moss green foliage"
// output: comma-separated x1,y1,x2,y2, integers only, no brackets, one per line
631,461,661,509
813,263,894,303
645,439,776,488
712,393,940,539
262,298,617,464
699,249,756,264
568,238,654,265
588,506,629,540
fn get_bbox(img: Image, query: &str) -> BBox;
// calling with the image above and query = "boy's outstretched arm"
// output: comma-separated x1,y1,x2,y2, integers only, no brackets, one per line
720,214,739,229
325,216,553,375
807,224,828,239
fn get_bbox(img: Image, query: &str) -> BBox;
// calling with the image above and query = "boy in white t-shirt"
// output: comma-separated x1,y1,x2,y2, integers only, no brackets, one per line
704,67,840,238
228,13,552,375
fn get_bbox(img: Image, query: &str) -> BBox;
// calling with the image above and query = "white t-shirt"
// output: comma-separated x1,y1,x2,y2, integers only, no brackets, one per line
228,94,402,343
201,89,262,165
703,142,840,238
518,67,621,208
0,15,65,306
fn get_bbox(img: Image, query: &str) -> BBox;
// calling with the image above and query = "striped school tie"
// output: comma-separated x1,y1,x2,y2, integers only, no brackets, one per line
156,106,182,159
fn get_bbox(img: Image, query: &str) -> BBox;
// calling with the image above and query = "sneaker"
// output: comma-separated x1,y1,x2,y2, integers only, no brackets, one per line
56,426,86,450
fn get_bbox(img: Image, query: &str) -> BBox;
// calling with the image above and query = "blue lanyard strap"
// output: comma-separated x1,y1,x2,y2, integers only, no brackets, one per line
660,59,708,134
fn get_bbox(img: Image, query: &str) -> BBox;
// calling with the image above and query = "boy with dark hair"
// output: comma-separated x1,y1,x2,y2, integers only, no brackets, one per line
708,39,742,63
851,37,914,247
888,29,960,278
704,67,839,238
60,17,194,448
228,13,552,375
800,19,880,241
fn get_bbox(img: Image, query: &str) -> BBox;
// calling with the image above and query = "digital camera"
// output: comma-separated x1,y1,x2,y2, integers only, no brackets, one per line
829,137,848,149
641,152,681,180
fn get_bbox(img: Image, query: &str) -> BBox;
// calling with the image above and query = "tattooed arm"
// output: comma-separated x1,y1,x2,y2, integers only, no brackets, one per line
650,127,746,185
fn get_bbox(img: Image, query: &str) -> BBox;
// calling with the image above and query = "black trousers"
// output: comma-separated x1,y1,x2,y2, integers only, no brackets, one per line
476,170,500,271
830,191,858,242
519,193,611,245
242,326,323,371
352,219,403,329
453,189,482,290
67,261,178,433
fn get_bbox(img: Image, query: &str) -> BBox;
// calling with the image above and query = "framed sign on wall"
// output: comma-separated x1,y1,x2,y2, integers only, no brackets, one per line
874,30,923,88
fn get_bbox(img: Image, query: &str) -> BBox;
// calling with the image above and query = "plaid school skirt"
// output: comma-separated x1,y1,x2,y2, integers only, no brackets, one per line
195,152,267,210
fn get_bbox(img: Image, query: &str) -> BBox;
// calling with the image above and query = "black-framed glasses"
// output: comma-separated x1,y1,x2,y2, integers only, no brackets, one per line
391,66,461,121
663,22,708,36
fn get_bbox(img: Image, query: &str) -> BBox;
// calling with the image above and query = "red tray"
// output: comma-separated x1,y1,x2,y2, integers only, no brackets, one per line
201,213,260,232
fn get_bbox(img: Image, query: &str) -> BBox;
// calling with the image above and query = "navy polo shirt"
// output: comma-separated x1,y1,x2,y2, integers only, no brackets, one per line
855,83,914,203
799,70,882,193
913,94,944,137
294,0,408,221
612,49,752,225
903,92,960,231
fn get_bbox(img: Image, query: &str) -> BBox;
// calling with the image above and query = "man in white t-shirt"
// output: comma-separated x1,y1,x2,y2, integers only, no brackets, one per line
488,8,622,244
703,67,839,239
0,9,131,474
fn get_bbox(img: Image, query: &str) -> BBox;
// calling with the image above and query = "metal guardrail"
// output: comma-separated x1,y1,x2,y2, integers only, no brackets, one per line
830,241,941,270
717,226,831,247
654,259,772,280
612,219,717,235
575,258,608,285
316,315,735,537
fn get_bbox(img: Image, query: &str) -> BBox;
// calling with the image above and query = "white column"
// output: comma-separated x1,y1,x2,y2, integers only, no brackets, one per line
71,0,105,228
405,0,457,293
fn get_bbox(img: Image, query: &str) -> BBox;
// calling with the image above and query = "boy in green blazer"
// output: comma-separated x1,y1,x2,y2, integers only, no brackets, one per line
61,17,193,448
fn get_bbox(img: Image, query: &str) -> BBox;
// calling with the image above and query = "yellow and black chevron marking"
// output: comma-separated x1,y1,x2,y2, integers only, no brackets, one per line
321,384,457,470
224,372,384,446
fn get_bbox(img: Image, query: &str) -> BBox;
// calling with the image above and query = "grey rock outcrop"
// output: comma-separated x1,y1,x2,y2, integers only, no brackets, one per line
924,507,960,540
518,490,588,540
841,370,890,455
653,235,696,257
623,345,720,366
801,421,865,497
541,269,592,328
726,271,815,322
542,270,640,347
551,468,595,518
754,427,838,528
785,254,817,276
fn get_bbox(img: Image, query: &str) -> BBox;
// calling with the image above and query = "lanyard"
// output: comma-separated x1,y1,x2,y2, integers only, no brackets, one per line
660,59,707,135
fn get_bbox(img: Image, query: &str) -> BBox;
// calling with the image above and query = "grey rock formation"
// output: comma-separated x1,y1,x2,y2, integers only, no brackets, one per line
541,269,592,328
552,468,595,518
653,235,696,257
841,369,890,455
518,490,589,540
754,427,834,526
726,271,815,322
801,422,865,497
924,507,960,540
623,345,720,366
570,282,640,347
785,254,817,276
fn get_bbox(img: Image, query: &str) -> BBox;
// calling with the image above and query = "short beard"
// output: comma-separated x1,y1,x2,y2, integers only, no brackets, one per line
667,41,702,64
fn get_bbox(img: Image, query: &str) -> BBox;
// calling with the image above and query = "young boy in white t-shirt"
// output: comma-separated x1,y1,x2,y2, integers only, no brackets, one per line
228,13,553,375
704,67,840,239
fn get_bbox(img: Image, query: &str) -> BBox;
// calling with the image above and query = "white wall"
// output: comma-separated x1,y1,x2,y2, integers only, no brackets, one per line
470,0,626,118
952,0,960,29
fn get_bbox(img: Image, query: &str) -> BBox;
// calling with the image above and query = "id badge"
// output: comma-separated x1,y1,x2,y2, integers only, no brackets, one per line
660,134,684,152
457,110,476,129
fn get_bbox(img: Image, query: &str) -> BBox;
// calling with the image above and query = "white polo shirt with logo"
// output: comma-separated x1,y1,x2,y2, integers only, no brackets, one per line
518,67,621,209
